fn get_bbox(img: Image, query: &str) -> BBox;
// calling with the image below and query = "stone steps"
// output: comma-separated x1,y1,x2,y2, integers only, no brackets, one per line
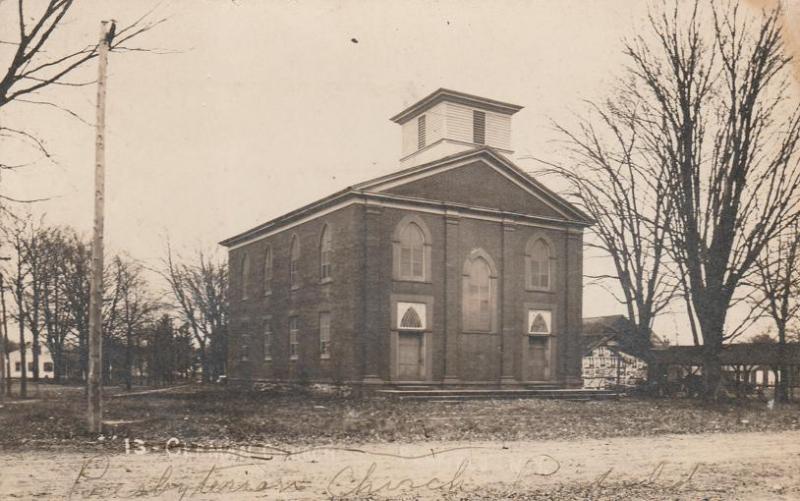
375,387,619,401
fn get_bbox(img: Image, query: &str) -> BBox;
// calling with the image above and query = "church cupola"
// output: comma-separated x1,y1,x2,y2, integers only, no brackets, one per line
390,88,523,166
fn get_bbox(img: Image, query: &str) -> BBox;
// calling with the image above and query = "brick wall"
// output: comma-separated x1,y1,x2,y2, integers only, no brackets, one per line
227,204,363,383
226,171,585,386
357,204,581,385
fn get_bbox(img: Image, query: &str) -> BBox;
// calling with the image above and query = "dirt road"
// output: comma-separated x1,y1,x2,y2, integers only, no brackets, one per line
1,430,798,499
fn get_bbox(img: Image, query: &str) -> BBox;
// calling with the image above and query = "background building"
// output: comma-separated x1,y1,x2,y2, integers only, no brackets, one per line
7,346,55,379
581,315,665,389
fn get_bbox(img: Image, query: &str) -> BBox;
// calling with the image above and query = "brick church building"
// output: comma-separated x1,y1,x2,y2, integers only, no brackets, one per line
221,89,591,387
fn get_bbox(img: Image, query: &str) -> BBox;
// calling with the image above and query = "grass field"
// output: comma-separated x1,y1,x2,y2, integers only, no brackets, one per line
1,383,799,451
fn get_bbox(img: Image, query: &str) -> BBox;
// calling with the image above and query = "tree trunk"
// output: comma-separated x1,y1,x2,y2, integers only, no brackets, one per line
199,344,209,383
1,277,11,397
776,326,789,403
702,343,723,400
31,289,40,382
125,327,132,391
52,345,63,383
31,332,40,381
17,284,27,398
697,298,728,401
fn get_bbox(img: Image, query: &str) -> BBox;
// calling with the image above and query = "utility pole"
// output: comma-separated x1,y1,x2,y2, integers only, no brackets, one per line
88,20,115,433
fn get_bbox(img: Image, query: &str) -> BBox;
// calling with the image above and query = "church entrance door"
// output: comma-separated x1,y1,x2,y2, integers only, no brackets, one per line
397,331,424,380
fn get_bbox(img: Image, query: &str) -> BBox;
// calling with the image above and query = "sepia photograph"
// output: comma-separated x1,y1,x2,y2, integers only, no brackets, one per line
1,0,800,499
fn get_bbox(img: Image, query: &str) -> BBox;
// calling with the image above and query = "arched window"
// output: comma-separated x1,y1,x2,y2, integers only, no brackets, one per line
289,235,300,288
526,238,553,290
393,216,432,282
263,246,273,295
241,253,251,300
319,225,332,281
399,223,425,279
463,250,497,332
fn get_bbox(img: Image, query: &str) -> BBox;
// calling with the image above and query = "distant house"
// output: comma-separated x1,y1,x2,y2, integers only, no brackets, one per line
582,315,663,389
7,345,55,379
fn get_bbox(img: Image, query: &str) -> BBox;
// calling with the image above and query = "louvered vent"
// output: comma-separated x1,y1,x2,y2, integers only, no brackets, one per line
473,110,486,144
417,115,426,149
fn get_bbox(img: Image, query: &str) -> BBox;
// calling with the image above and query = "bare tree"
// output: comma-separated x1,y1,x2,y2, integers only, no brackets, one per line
162,244,228,382
108,255,159,390
20,216,48,381
3,216,31,396
0,1,164,110
37,227,73,381
58,230,90,381
751,222,800,402
608,1,800,398
536,96,677,375
0,1,164,218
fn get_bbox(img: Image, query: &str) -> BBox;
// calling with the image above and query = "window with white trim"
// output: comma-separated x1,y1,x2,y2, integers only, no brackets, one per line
397,302,426,330
399,222,425,280
526,238,553,290
528,310,552,335
289,316,299,360
319,312,331,358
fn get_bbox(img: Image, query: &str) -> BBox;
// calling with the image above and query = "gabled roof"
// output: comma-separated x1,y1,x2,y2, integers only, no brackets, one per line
390,88,523,124
582,314,664,359
354,147,592,223
220,147,592,248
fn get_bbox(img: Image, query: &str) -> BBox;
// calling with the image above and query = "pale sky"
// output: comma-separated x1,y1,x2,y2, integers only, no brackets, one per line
2,0,799,344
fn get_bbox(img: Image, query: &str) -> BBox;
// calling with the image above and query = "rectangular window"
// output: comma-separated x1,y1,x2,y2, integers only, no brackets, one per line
15,362,20,371
28,362,34,372
44,362,53,372
240,318,250,362
289,317,299,360
319,312,331,359
263,318,272,361
400,247,424,279
473,110,486,144
417,115,426,150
